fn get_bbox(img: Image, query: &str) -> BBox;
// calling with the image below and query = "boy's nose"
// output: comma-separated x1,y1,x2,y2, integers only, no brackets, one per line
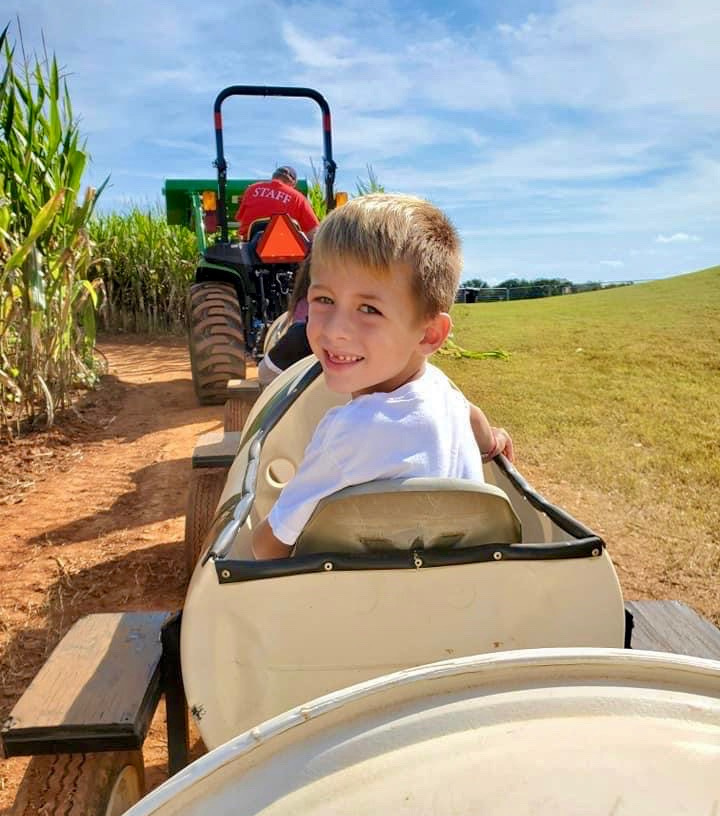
322,308,351,341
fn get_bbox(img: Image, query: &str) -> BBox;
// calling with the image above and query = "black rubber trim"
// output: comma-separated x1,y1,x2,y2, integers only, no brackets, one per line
240,359,323,447
493,455,602,544
214,538,603,583
201,361,323,565
191,452,236,469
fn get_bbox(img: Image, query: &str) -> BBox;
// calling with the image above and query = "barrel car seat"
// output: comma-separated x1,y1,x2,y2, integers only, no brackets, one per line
181,357,626,749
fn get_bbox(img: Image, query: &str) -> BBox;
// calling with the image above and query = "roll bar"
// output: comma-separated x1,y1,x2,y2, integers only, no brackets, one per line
213,86,336,243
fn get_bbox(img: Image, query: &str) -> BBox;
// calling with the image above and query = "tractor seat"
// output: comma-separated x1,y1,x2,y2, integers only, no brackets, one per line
294,478,522,555
247,217,271,242
203,242,256,267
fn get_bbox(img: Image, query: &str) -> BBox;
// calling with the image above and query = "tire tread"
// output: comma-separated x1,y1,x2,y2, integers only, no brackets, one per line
188,282,247,404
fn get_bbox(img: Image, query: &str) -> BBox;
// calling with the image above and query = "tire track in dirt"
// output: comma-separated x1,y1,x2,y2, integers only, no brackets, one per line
0,335,221,812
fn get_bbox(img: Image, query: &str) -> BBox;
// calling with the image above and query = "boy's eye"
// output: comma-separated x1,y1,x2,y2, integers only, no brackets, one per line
312,295,333,305
359,304,381,315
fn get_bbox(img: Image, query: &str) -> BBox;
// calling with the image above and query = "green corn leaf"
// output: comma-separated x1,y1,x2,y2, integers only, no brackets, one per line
65,144,87,195
82,291,96,340
13,75,31,108
5,189,65,272
91,175,110,213
50,55,59,99
63,80,73,122
78,277,100,308
48,86,61,155
25,248,47,312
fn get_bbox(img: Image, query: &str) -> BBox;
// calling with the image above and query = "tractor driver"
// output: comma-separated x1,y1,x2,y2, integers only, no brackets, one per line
234,165,320,241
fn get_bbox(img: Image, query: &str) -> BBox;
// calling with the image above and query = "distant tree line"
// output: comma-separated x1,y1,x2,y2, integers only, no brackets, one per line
459,277,634,302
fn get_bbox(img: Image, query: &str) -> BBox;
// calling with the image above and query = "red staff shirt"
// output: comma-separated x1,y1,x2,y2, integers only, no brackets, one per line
235,179,319,239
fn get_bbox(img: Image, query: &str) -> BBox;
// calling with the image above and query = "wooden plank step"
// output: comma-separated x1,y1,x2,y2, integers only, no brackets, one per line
227,378,261,397
626,600,720,661
1,611,172,757
191,429,241,469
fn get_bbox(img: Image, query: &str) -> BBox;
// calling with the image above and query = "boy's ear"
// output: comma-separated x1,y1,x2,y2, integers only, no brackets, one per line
418,312,452,355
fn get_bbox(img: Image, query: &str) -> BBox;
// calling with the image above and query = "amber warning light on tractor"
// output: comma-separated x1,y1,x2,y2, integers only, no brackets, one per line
256,214,310,263
202,190,217,211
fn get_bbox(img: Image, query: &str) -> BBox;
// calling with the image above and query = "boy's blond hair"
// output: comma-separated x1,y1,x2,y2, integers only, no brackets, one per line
310,193,462,317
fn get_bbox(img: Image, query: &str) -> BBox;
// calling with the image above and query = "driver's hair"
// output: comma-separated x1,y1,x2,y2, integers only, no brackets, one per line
310,193,462,317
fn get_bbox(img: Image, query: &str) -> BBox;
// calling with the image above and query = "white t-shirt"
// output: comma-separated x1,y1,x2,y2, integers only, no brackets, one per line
268,363,484,546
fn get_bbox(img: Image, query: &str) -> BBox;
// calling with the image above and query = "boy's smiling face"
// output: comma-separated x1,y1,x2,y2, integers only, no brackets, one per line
307,255,447,397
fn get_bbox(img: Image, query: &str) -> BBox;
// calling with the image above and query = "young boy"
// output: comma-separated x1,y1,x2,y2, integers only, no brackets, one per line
252,194,510,560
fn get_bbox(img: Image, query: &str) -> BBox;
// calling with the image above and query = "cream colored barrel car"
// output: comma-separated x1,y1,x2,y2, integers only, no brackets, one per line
125,647,720,816
180,355,626,751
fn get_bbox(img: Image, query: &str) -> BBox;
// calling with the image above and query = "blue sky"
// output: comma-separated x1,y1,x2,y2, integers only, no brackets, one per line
10,0,720,284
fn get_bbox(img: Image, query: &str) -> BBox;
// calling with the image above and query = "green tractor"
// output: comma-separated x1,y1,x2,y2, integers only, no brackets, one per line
163,85,339,404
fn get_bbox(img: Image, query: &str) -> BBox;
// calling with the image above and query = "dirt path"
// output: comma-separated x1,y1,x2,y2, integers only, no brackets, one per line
0,336,715,811
0,336,220,812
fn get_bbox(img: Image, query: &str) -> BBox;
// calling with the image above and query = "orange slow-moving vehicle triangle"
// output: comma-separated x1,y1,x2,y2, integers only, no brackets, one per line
256,214,310,263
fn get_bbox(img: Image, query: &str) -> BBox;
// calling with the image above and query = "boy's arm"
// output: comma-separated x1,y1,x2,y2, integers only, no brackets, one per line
252,518,293,560
469,403,514,463
251,411,344,560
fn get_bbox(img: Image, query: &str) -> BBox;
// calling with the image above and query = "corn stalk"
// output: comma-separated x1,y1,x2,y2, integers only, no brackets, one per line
0,23,105,432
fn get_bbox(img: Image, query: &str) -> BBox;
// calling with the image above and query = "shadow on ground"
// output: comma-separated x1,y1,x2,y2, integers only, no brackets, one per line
27,456,194,546
1,542,187,724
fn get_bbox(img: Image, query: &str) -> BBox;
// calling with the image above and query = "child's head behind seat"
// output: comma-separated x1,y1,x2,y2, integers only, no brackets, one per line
307,194,461,397
311,193,461,317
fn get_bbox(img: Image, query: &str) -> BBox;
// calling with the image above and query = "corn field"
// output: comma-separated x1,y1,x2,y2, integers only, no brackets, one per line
90,208,197,333
0,24,105,433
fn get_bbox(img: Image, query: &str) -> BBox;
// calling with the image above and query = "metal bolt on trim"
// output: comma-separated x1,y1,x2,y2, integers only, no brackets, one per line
493,551,503,561
323,561,334,571
413,555,423,568
221,569,231,579
592,548,601,557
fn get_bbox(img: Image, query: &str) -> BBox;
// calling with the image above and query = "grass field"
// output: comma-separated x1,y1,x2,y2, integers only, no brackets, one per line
440,266,720,605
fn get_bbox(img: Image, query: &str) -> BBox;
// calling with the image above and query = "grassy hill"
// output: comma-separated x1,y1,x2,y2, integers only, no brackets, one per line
439,266,719,613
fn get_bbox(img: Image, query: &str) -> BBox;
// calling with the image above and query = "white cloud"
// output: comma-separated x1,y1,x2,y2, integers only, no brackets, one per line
600,260,624,268
11,0,720,283
281,22,352,70
655,233,701,243
284,114,443,164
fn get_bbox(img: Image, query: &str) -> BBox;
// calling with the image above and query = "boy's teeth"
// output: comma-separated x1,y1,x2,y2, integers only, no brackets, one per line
330,352,361,362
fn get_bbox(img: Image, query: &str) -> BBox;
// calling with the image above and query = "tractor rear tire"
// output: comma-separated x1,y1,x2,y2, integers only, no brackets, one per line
11,751,144,816
188,282,247,405
184,466,228,580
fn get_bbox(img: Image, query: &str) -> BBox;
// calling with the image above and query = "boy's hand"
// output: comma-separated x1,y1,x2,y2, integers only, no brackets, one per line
252,519,293,560
469,403,514,463
488,427,514,463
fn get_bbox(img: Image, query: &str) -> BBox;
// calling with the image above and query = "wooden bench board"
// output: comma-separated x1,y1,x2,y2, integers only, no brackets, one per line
626,600,720,660
227,378,262,396
191,429,241,469
1,611,172,757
